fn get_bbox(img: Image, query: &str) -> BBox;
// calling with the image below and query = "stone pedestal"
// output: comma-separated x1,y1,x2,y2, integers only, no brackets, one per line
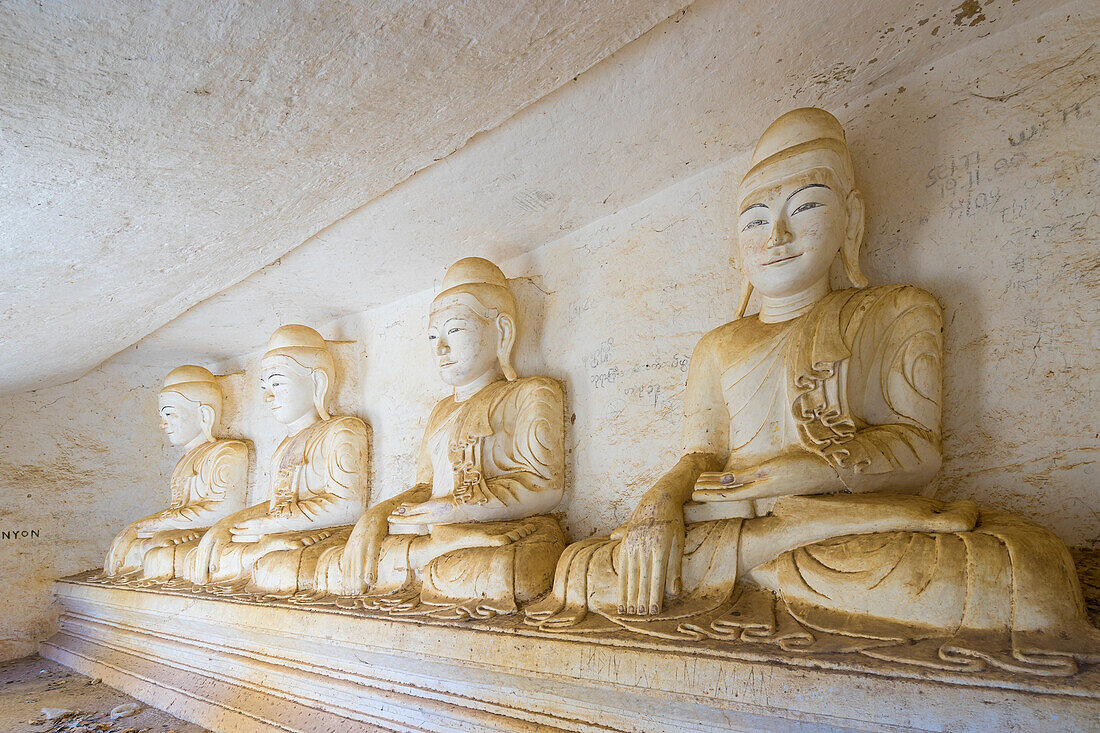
42,576,1099,732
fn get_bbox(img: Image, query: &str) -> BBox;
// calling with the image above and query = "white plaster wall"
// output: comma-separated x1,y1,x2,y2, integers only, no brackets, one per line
214,3,1099,547
0,363,176,660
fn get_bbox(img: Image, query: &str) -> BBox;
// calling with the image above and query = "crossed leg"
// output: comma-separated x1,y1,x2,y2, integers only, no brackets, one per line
737,492,978,578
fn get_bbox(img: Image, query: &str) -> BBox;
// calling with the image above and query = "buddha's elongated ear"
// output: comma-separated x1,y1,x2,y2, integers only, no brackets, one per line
842,189,868,288
311,369,331,421
198,404,216,442
735,272,754,319
496,313,517,381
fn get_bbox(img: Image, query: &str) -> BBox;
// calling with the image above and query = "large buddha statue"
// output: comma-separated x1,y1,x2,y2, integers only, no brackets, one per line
183,325,370,592
303,257,566,617
103,366,247,581
527,108,1100,676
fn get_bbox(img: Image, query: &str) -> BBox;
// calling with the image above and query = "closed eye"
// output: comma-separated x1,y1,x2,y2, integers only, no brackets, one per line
447,327,463,335
792,201,824,214
741,219,768,231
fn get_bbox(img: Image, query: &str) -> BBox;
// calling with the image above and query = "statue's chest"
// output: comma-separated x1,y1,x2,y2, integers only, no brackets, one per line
427,406,466,499
719,321,799,457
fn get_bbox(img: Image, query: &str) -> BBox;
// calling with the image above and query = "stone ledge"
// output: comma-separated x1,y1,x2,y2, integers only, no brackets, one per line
42,577,1100,732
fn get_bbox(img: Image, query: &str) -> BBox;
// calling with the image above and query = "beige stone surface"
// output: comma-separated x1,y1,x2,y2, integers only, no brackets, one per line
42,578,1100,732
0,364,175,661
118,0,1071,373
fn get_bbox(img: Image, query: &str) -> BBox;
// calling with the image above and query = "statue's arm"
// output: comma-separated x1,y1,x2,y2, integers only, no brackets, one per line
160,443,250,525
339,483,432,593
250,421,369,532
191,502,268,583
432,377,566,524
618,333,729,615
828,288,944,494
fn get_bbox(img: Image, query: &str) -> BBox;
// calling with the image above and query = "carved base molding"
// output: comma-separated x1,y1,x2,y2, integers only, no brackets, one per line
42,577,1099,732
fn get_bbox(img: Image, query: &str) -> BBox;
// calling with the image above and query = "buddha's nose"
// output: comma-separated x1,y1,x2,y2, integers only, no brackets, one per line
768,214,792,248
262,390,273,402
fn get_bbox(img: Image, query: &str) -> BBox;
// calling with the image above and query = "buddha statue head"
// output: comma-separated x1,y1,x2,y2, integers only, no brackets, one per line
260,324,336,425
158,365,222,447
735,107,867,318
428,257,519,390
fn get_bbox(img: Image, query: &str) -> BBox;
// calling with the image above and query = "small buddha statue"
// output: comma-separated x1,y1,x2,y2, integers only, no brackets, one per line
183,325,370,593
306,257,566,617
103,366,247,581
527,108,1100,676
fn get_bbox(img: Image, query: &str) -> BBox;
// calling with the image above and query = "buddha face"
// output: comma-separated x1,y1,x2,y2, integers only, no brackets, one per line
158,392,205,447
260,358,318,425
736,167,850,299
428,304,500,388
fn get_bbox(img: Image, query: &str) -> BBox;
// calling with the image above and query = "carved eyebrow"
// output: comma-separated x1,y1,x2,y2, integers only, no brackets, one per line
739,202,769,215
787,183,829,201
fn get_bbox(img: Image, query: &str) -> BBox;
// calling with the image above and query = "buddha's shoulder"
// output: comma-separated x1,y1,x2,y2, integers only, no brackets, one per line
489,377,564,415
202,439,248,462
693,317,759,356
509,375,564,399
846,283,940,310
839,285,943,329
312,415,370,444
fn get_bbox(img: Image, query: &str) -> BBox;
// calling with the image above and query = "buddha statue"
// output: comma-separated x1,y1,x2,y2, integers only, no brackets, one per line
183,325,370,593
103,366,247,581
303,257,566,618
527,108,1100,676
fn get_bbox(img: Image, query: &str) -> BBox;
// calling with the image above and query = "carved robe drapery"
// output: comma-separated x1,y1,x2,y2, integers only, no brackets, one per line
527,285,1100,677
187,416,369,590
104,439,247,580
308,377,566,616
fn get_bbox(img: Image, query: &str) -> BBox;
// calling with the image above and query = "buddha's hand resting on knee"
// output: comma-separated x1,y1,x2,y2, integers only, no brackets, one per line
195,522,233,583
617,494,685,616
340,506,390,594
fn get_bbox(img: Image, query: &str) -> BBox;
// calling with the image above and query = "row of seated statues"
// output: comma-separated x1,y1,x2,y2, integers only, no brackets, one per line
102,108,1100,677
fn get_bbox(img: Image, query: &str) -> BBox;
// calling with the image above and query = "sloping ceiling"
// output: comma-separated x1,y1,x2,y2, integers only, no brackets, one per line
0,0,689,393
114,0,1066,371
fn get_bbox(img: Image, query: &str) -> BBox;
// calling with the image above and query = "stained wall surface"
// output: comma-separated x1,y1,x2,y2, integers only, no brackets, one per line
1,0,1096,662
0,363,175,660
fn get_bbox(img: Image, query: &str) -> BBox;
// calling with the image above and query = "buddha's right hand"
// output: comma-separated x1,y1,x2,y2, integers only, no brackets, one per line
193,522,232,584
340,508,389,594
617,495,685,616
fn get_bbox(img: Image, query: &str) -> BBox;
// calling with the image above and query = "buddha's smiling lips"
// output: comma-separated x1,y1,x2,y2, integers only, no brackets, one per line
438,360,456,368
763,253,803,267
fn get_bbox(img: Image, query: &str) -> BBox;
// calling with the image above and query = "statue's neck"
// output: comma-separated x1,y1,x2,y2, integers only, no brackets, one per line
758,276,832,323
454,367,506,402
183,433,212,453
286,412,321,437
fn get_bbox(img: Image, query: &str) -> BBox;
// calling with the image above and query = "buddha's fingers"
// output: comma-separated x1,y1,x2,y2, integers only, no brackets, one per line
618,549,632,614
648,547,667,615
666,529,684,598
635,555,652,616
